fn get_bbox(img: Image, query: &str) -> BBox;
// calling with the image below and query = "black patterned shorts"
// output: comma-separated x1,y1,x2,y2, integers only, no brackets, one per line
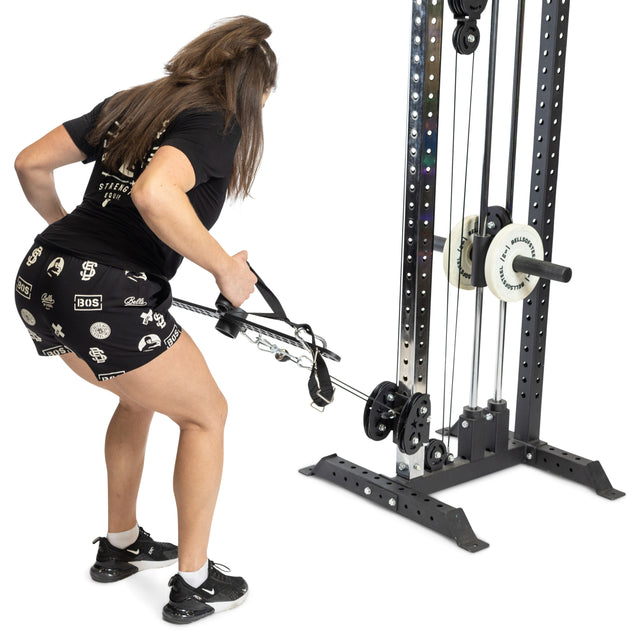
14,243,182,380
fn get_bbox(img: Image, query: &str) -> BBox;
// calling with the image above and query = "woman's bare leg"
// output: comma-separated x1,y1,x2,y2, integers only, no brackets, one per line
104,402,154,533
61,353,154,534
64,330,228,572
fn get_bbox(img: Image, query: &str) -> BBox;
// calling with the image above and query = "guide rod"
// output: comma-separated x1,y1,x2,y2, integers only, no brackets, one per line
495,0,526,402
469,0,500,410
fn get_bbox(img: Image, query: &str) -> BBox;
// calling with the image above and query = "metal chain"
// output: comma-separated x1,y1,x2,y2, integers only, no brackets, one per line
241,330,314,370
240,328,370,403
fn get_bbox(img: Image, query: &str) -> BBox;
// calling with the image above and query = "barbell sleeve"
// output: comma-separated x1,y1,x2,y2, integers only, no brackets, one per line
511,255,572,283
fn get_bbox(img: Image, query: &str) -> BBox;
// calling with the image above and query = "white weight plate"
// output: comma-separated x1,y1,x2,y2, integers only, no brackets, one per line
485,223,544,302
442,215,477,290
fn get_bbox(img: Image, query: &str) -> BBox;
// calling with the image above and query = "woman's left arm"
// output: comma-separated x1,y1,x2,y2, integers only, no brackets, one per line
14,125,87,224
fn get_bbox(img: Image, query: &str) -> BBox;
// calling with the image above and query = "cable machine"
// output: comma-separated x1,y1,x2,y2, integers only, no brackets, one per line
297,0,625,551
176,0,624,550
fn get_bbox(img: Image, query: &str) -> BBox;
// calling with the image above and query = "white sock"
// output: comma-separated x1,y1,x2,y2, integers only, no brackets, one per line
107,524,140,549
179,560,209,588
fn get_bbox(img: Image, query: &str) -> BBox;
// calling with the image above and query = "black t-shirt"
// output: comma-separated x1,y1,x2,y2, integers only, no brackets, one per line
37,99,241,279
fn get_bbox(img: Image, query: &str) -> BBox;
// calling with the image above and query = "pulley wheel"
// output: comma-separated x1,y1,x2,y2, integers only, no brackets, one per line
424,439,447,471
452,21,481,55
442,215,477,290
485,223,544,302
363,381,398,442
448,0,488,19
397,393,431,455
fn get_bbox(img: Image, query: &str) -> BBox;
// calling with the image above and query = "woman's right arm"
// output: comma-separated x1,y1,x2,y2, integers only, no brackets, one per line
14,125,87,225
131,144,256,308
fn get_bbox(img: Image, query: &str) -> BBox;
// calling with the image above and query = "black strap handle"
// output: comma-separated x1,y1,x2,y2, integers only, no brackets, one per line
215,263,335,408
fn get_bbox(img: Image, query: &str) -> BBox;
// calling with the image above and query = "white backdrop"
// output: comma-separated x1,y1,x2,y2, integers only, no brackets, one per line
1,1,637,637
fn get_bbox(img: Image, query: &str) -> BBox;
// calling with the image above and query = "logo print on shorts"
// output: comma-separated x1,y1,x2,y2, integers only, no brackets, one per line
26,246,43,266
89,347,108,364
52,323,65,338
16,277,33,300
138,334,161,352
80,261,98,281
47,257,65,277
98,371,125,381
43,345,72,357
28,329,42,342
153,312,166,329
41,293,55,310
20,309,36,326
74,294,103,311
90,322,111,340
164,324,181,348
125,271,147,282
124,297,147,307
140,309,166,329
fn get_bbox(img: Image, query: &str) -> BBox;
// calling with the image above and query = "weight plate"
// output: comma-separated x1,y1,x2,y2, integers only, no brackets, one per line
442,215,477,290
484,223,544,302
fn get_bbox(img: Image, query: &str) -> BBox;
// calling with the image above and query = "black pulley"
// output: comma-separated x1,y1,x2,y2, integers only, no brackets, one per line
425,439,448,471
486,205,511,236
453,20,481,55
448,0,488,19
396,393,431,455
363,381,399,442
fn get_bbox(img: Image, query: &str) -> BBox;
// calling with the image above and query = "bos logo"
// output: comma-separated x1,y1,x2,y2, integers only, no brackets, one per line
98,371,125,381
16,277,33,300
164,324,181,349
43,345,72,357
74,294,103,311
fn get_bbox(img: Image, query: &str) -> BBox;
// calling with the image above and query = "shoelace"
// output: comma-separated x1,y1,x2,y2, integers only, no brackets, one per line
168,561,235,589
138,527,151,540
208,561,233,582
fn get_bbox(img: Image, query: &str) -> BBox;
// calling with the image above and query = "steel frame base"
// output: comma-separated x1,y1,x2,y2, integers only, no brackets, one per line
300,435,624,551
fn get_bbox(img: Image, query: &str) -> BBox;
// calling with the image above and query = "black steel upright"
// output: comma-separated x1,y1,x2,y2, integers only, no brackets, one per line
515,0,569,442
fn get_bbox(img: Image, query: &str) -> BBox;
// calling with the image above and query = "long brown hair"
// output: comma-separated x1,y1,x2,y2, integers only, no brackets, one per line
87,16,277,199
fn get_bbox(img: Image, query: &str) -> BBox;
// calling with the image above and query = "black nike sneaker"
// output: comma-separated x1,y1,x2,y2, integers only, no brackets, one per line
90,526,178,583
162,560,249,624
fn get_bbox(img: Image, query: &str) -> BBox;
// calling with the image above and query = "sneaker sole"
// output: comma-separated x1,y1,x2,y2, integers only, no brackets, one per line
90,558,178,583
162,591,249,624
130,558,178,571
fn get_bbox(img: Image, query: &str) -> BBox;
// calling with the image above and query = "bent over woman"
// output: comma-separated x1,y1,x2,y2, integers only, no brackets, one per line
13,16,276,625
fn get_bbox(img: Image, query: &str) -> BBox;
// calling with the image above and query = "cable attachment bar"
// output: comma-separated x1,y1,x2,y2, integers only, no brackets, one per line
173,263,339,409
215,264,336,409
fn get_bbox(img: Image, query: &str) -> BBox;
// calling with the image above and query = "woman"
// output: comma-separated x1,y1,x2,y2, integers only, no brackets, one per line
13,15,276,625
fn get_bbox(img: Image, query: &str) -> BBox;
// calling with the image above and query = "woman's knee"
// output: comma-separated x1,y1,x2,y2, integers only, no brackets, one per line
116,395,155,421
177,388,227,434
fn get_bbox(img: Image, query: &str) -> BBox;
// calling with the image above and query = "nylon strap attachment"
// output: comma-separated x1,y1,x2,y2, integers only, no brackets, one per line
216,265,335,408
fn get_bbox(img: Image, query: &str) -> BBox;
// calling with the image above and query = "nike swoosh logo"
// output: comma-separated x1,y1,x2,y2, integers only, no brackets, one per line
127,548,140,555
202,588,215,595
